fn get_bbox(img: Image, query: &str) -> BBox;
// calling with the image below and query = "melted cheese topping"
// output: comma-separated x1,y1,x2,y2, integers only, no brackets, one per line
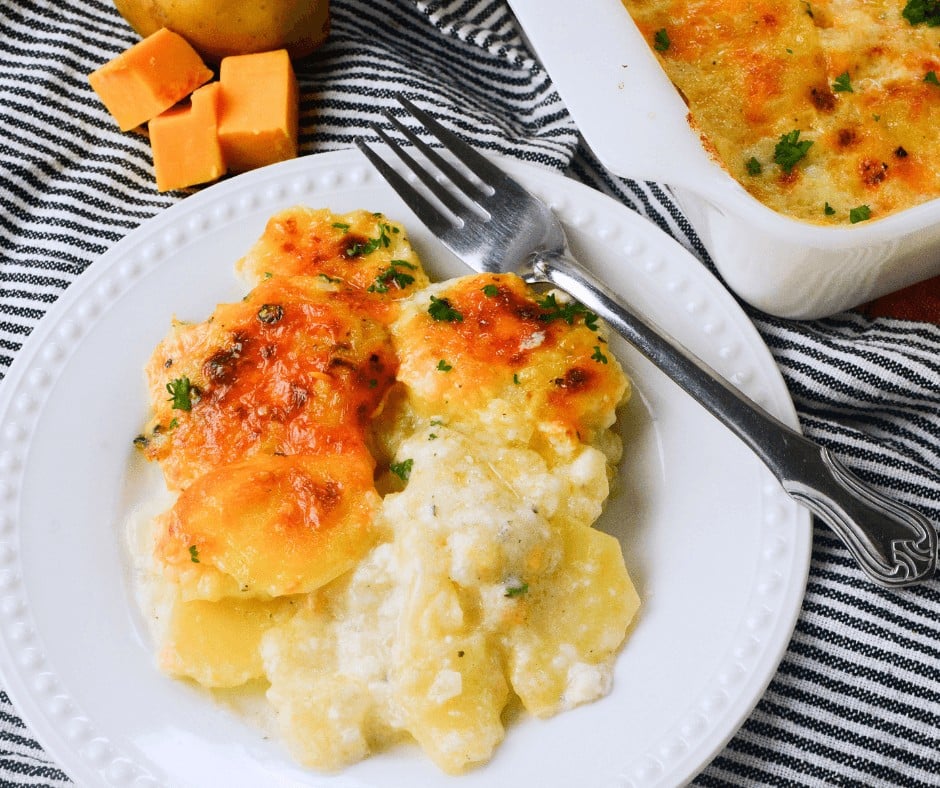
622,0,940,223
132,207,639,775
139,275,398,490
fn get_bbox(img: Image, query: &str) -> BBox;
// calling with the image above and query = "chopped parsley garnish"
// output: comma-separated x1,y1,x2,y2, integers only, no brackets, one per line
437,359,453,372
536,293,599,330
925,70,940,85
849,205,872,223
332,222,350,232
745,156,762,176
389,459,413,481
591,345,609,364
504,582,529,598
166,376,194,411
653,28,671,51
346,237,379,256
188,545,200,563
482,284,499,297
824,202,836,216
773,130,814,173
369,260,417,293
903,0,940,26
833,72,853,93
428,295,464,322
319,273,342,283
346,223,393,257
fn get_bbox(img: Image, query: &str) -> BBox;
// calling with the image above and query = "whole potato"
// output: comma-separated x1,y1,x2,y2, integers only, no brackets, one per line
113,0,330,62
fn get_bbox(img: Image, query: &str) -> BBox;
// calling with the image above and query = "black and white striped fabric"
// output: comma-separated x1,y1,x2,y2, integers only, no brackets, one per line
2,0,939,785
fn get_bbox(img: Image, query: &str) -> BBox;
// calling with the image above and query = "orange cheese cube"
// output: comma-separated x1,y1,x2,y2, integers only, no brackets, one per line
88,28,214,132
217,49,298,172
149,82,226,192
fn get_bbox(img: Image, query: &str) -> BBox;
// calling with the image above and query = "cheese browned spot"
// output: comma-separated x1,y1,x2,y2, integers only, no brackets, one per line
622,0,940,223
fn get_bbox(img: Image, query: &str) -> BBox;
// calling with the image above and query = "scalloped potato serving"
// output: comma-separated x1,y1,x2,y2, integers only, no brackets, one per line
130,206,640,774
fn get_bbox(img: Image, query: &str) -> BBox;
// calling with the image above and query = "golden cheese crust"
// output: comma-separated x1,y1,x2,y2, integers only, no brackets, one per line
139,275,398,490
237,207,430,296
391,273,629,451
155,448,380,600
622,0,940,224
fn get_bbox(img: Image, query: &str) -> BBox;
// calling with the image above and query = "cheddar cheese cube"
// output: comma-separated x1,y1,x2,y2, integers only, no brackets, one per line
149,82,226,192
88,27,213,132
217,49,299,172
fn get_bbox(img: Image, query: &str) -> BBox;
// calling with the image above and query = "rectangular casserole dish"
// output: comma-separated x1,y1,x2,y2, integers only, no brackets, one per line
508,0,940,319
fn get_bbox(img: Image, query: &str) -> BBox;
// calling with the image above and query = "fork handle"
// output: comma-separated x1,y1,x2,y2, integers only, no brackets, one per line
530,251,937,588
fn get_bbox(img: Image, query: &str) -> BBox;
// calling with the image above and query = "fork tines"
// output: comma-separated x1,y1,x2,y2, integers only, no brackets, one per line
355,96,500,232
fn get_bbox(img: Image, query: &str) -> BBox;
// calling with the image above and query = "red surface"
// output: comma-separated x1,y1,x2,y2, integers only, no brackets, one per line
859,275,940,322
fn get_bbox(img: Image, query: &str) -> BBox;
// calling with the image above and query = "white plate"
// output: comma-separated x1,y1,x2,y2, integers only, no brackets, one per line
0,149,810,788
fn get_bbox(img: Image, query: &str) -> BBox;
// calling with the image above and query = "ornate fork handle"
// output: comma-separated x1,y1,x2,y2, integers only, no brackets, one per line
785,447,936,585
529,250,938,588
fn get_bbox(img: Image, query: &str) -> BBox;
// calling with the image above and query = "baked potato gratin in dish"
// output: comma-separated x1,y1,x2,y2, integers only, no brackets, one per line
129,206,640,774
622,0,940,225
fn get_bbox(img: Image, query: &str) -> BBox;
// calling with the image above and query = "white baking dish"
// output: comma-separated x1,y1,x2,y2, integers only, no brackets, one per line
508,0,940,319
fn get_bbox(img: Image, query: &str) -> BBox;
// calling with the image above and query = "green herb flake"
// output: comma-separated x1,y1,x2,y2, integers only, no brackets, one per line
482,284,499,297
903,0,940,27
390,458,414,481
437,359,453,372
536,293,599,330
332,222,350,232
653,28,670,51
925,70,940,85
346,223,394,257
504,582,529,598
369,260,417,293
166,376,194,411
833,71,853,93
773,130,814,173
824,202,836,216
189,545,200,563
428,295,464,322
745,156,763,176
591,345,609,364
849,204,872,223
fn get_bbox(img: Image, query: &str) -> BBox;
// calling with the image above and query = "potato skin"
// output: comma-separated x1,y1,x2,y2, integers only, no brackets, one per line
113,0,330,62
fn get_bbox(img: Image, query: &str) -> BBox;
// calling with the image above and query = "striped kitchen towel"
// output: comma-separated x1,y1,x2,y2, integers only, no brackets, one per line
0,0,938,785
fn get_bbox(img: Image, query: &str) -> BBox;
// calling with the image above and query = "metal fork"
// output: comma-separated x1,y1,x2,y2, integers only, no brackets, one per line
356,95,938,588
